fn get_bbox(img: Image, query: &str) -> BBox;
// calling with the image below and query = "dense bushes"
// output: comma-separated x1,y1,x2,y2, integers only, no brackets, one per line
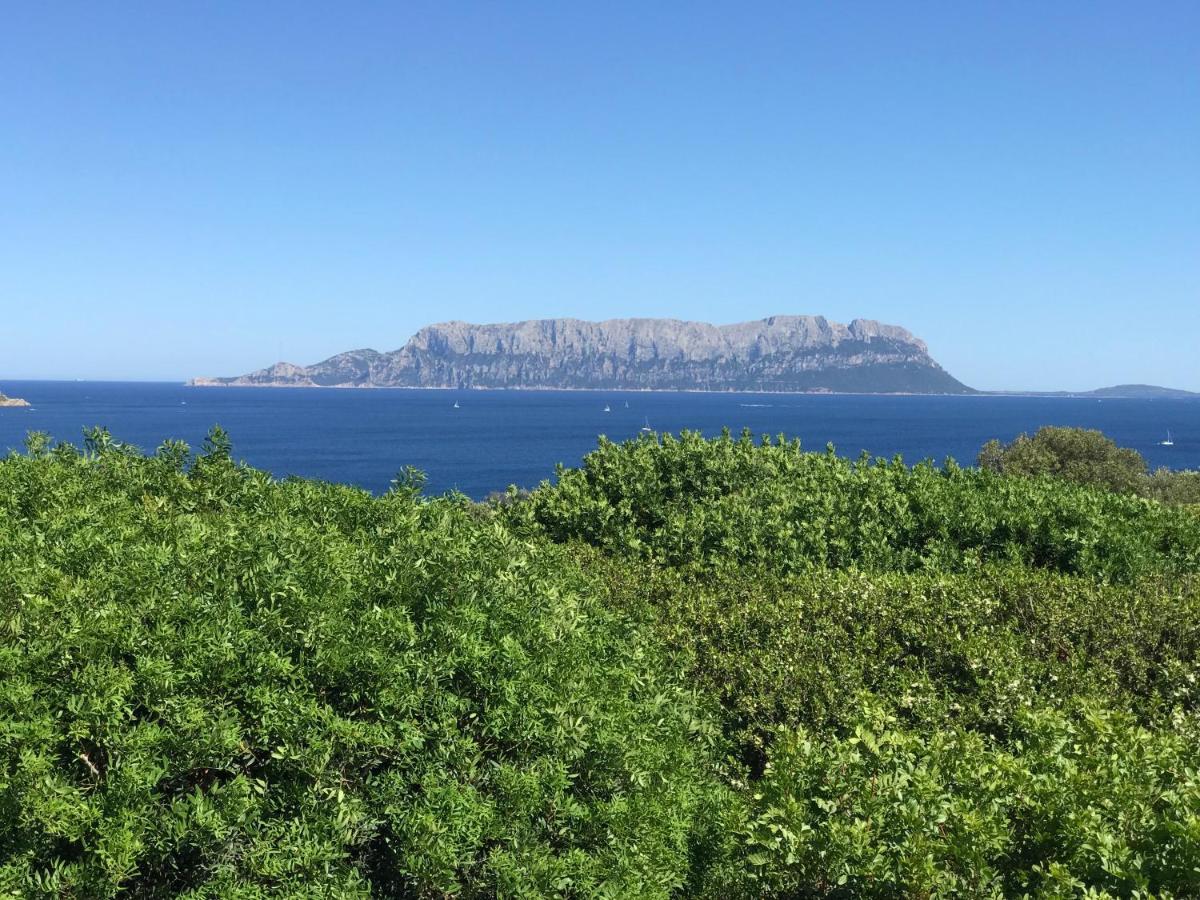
2,427,1199,897
589,563,1200,896
516,429,1200,896
594,564,1200,751
515,429,1200,580
1146,468,1200,506
0,431,716,897
977,426,1148,494
581,555,1200,895
736,706,1200,898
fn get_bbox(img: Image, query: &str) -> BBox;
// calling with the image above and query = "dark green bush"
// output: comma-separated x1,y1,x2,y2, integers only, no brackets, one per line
594,560,1200,897
0,432,716,897
594,563,1200,756
977,426,1148,494
514,431,1200,896
980,425,1200,507
1146,468,1200,506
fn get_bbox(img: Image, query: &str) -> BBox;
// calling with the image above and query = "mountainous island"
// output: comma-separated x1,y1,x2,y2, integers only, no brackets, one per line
192,315,974,394
0,390,29,408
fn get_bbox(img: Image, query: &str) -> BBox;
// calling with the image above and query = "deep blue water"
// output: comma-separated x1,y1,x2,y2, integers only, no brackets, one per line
1,381,1197,498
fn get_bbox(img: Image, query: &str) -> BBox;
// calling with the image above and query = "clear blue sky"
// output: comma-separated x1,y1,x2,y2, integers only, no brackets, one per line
2,2,1197,390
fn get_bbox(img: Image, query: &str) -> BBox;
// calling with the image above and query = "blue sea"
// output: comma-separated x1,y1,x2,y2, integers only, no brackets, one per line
1,381,1197,498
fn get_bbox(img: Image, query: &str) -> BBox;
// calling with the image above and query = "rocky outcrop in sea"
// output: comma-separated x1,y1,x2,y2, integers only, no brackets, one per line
192,315,972,394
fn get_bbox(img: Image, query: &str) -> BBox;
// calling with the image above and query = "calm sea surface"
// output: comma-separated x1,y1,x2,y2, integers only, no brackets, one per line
1,381,1197,498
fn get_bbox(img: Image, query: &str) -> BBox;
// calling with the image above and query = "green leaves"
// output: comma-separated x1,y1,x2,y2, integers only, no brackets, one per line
980,425,1200,507
516,430,1200,897
2,428,1197,897
517,428,1200,581
738,704,1200,898
0,436,711,897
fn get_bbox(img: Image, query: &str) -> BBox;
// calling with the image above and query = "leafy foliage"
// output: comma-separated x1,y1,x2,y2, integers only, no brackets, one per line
516,430,1200,896
587,559,1200,896
977,426,1148,494
515,429,1200,580
0,431,715,897
1146,468,1200,506
736,705,1200,899
595,563,1200,750
3,427,1199,897
981,425,1200,506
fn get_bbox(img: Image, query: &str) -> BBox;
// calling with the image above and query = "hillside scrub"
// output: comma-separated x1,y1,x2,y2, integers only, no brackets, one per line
734,705,1200,898
0,430,718,898
1,427,1199,897
514,429,1200,580
591,563,1200,752
515,429,1200,896
589,561,1200,896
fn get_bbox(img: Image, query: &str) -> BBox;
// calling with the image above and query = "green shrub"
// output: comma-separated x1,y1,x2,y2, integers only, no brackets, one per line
515,431,1200,895
515,430,1200,580
1146,468,1200,506
732,705,1200,899
978,426,1148,495
980,426,1200,507
594,563,1200,759
4,428,1199,897
0,432,716,898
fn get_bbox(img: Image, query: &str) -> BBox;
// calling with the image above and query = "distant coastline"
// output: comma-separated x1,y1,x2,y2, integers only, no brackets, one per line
186,381,1198,400
987,384,1200,401
188,380,972,397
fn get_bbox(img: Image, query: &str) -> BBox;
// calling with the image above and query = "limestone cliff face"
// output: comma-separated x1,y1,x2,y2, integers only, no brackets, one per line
0,391,30,408
192,316,972,394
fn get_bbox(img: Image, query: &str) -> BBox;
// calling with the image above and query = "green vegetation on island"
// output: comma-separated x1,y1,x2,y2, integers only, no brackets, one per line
1,426,1197,897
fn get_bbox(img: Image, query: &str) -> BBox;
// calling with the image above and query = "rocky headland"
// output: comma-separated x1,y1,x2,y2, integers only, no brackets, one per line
192,315,974,394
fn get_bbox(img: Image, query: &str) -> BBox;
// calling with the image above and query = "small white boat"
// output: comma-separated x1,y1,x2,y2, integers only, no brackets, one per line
453,400,460,409
1160,430,1174,446
624,401,629,408
603,404,611,413
640,416,653,434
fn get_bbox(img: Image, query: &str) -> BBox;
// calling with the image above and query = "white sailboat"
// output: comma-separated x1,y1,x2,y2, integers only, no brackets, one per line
453,400,460,409
640,416,653,434
604,404,611,412
1160,430,1174,446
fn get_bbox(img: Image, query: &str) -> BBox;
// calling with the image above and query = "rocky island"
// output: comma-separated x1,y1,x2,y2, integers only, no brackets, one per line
193,315,973,394
0,391,30,408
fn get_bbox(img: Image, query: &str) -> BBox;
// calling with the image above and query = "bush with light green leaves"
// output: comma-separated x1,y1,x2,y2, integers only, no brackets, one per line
514,429,1200,580
728,704,1200,899
0,429,719,898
